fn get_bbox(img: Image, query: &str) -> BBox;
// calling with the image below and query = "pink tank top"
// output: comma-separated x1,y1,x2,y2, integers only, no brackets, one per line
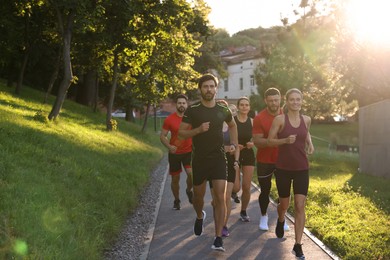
276,114,309,171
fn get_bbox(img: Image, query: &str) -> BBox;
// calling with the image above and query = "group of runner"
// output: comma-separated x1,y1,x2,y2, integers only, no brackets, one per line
160,73,314,259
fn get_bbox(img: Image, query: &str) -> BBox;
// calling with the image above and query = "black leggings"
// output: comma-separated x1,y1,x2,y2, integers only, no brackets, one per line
257,163,276,215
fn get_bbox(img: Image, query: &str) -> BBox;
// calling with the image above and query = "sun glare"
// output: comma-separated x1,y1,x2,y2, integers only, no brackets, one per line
346,0,390,47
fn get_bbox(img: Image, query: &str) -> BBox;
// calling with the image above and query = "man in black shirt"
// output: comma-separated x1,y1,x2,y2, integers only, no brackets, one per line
179,73,238,252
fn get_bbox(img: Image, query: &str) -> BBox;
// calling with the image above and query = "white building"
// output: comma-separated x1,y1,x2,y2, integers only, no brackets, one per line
215,47,265,101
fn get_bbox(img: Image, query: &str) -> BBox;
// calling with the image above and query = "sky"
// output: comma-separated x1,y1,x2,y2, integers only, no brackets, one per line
204,0,301,35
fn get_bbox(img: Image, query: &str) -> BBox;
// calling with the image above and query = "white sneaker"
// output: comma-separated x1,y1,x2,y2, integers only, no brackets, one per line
284,220,290,231
259,215,269,230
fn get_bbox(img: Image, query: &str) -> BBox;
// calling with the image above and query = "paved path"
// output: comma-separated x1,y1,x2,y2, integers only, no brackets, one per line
142,166,338,260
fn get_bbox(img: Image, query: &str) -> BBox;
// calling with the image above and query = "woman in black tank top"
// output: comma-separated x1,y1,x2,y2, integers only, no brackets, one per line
235,97,255,222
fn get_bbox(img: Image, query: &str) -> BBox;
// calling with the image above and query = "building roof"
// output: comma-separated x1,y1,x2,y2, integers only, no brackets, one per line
221,50,263,65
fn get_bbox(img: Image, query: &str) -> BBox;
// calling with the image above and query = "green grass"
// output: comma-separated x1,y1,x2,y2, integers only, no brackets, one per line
0,83,164,259
265,123,390,260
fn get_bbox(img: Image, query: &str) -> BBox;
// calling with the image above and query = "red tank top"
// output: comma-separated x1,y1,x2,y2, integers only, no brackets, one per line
276,114,309,171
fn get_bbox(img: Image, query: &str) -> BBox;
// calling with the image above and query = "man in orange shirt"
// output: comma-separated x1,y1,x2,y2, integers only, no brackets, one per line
160,94,193,210
253,87,290,231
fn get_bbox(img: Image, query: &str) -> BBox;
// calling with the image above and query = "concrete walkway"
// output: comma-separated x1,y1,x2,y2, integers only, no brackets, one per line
142,166,338,260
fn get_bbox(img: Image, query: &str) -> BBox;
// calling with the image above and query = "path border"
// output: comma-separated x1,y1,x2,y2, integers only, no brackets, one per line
140,166,169,260
252,182,340,260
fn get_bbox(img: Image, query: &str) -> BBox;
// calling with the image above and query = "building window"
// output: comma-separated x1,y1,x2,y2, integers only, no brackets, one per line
250,75,255,86
240,78,243,90
224,79,228,92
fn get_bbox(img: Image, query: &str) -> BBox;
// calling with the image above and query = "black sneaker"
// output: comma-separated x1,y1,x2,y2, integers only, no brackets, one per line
275,219,285,238
186,189,193,204
292,243,305,259
173,199,181,210
211,236,225,251
240,211,250,222
231,192,240,203
194,210,206,236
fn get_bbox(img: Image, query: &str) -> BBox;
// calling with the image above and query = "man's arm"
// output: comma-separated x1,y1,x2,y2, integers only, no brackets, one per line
253,133,268,148
178,121,210,139
159,128,176,153
226,119,240,163
227,119,238,149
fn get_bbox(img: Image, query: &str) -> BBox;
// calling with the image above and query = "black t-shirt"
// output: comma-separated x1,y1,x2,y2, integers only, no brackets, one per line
182,101,232,159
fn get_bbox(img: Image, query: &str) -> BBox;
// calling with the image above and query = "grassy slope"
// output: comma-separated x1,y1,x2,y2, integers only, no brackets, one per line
0,83,164,259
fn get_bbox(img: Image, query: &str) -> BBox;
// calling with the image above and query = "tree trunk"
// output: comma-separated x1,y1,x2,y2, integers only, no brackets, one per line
141,102,151,133
76,69,97,106
93,74,99,113
125,105,135,122
44,46,61,104
153,105,157,132
15,13,31,95
15,48,29,95
6,61,16,87
106,51,119,131
48,8,74,120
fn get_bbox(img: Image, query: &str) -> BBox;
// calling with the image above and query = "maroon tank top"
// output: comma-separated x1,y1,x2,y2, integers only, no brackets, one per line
276,114,309,171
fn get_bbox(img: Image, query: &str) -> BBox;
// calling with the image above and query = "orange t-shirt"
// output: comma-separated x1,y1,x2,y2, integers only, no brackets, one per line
162,113,192,154
252,108,282,163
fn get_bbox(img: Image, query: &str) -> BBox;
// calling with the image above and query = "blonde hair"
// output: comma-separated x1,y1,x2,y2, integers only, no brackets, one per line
285,88,303,100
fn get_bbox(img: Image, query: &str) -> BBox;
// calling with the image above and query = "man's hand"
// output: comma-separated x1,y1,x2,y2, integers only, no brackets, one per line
168,145,177,154
198,122,210,133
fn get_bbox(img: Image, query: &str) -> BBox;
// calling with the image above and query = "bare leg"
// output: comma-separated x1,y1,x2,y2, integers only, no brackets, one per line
294,194,306,244
171,174,180,200
277,196,290,222
185,168,193,192
225,182,234,226
240,165,254,211
193,180,207,218
211,179,227,237
233,168,240,193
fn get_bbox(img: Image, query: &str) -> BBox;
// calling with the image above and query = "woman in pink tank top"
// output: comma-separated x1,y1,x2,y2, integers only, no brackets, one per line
267,88,314,259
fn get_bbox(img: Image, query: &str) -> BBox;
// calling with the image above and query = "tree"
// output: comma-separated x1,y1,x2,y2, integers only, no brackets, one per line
255,1,358,121
332,0,390,107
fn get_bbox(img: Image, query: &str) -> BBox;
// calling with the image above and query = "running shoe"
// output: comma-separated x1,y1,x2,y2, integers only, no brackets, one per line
292,243,305,259
231,192,240,203
211,236,225,251
186,189,193,204
240,211,250,222
194,210,206,236
275,219,285,238
173,199,181,210
222,226,229,237
259,215,269,230
284,220,290,231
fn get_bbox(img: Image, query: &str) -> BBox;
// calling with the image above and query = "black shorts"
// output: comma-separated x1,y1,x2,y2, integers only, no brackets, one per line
168,152,192,176
226,153,236,183
192,155,227,186
275,169,309,197
239,148,255,166
256,163,276,179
